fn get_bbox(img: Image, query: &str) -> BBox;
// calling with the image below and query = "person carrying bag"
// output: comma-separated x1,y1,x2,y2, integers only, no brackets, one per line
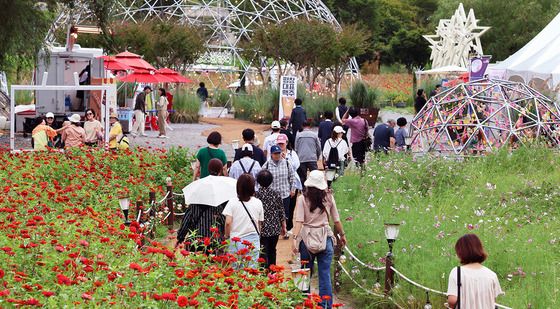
291,170,347,309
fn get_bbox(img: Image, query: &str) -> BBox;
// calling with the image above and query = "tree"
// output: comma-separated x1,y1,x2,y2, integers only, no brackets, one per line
389,28,430,71
78,21,207,70
0,0,57,81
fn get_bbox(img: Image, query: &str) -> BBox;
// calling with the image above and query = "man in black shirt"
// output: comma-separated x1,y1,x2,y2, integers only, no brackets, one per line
233,128,266,165
279,119,295,149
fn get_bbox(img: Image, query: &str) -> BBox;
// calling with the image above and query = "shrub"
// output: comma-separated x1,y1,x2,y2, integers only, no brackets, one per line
171,89,199,123
348,81,379,109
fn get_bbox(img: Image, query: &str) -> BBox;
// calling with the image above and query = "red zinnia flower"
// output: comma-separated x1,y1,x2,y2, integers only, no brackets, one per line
177,295,188,307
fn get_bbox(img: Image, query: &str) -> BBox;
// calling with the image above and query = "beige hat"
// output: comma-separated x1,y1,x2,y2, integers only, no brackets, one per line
271,120,281,129
69,114,81,123
109,113,119,119
304,170,328,190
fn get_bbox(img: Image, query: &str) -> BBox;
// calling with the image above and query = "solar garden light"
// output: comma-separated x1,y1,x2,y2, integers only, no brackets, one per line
384,223,400,296
119,197,131,226
424,291,432,309
384,223,400,254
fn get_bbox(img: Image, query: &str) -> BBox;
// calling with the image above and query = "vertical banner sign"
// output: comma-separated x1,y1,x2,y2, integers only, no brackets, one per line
279,75,297,120
469,55,492,81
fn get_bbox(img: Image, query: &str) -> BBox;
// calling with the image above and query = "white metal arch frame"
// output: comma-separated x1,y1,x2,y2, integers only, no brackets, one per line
46,0,360,87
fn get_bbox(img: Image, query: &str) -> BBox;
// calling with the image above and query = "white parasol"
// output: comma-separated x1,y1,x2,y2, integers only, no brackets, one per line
182,176,237,206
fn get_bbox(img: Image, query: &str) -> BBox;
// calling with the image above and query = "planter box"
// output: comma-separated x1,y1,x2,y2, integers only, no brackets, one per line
359,108,379,126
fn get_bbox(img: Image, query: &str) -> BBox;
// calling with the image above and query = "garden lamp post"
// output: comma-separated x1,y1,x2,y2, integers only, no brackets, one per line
424,291,432,309
384,223,400,296
119,197,131,226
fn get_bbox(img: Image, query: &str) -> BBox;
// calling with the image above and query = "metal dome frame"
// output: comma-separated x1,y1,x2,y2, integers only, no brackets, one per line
47,0,360,90
411,78,560,156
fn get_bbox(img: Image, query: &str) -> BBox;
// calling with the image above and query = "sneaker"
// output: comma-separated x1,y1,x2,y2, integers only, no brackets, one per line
140,134,148,137
158,135,169,139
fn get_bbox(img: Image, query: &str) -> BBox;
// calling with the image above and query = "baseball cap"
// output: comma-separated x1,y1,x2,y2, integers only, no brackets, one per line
270,145,282,154
45,112,54,118
241,143,253,152
276,134,288,144
271,121,281,129
333,126,345,134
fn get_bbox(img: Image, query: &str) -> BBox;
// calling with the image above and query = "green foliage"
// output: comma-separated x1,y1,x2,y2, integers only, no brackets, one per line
0,1,56,80
304,95,338,125
79,21,206,69
166,146,195,175
170,89,200,123
15,90,34,105
335,146,560,308
431,0,560,61
348,81,380,109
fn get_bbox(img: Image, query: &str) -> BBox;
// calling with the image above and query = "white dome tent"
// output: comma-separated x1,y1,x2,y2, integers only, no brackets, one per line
490,13,560,97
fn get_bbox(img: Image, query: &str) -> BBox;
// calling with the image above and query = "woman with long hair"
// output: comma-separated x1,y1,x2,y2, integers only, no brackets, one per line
291,170,347,308
223,174,264,268
447,234,503,308
157,88,169,138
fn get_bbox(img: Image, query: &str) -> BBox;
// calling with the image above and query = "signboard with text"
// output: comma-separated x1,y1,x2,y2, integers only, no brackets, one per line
278,75,297,120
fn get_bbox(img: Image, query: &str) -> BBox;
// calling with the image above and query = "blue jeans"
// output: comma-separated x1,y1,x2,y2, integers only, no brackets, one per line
228,233,260,269
299,238,334,308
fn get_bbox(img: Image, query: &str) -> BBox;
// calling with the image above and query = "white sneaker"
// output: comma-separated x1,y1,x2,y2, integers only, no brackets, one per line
158,135,169,139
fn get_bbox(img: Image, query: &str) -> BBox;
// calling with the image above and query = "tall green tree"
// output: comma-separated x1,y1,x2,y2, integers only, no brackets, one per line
0,0,57,81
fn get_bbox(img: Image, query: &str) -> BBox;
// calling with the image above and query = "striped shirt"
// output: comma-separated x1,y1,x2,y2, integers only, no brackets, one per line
176,203,226,244
263,159,295,199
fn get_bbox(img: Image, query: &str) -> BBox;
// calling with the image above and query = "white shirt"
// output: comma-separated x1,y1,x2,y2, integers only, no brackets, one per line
447,266,503,309
263,132,280,160
323,138,349,162
222,197,264,238
284,150,302,190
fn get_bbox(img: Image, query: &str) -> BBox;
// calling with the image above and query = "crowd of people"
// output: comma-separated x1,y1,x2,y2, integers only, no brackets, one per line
175,96,504,308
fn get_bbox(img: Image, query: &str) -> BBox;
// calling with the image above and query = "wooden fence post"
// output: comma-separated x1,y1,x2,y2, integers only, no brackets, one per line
166,177,174,228
384,252,394,296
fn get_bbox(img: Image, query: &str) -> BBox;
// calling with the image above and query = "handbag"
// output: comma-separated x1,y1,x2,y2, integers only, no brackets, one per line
298,197,335,255
361,119,372,150
240,200,260,236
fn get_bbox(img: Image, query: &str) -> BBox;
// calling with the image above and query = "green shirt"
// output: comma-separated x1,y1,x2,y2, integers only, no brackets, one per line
196,147,227,178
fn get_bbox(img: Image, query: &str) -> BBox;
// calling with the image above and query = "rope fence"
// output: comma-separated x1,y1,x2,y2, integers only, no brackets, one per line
344,246,385,271
337,245,512,309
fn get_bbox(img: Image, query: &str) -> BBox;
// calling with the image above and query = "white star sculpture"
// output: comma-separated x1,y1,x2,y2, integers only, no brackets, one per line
423,3,490,69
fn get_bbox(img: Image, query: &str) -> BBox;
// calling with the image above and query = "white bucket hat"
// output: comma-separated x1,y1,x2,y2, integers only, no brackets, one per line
69,114,81,123
304,170,328,190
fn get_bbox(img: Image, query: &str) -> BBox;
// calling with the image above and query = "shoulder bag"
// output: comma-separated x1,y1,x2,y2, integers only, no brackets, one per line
456,266,461,309
362,119,372,150
240,200,260,236
298,197,336,255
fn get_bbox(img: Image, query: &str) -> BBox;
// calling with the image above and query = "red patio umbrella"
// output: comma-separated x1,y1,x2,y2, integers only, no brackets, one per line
118,71,174,83
156,68,193,83
115,51,156,71
97,56,133,71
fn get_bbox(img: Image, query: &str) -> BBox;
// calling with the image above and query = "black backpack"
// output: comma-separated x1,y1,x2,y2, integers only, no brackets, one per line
326,140,341,169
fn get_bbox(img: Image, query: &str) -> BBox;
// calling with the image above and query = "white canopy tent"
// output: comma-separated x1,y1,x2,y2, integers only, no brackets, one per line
415,65,467,76
490,13,560,95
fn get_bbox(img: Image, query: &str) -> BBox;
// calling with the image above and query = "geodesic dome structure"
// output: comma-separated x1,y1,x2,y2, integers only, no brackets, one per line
47,0,359,88
411,79,560,155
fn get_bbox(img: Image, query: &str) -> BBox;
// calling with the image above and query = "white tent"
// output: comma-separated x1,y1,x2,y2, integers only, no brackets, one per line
416,65,467,76
490,13,560,94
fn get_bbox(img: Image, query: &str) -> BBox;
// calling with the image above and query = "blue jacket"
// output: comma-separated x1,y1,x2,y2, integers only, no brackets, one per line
289,106,307,133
